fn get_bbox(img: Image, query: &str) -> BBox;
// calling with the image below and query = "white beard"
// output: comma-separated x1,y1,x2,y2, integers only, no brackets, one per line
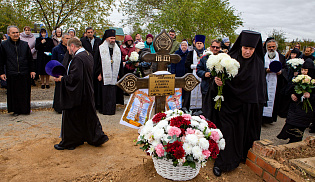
268,50,276,59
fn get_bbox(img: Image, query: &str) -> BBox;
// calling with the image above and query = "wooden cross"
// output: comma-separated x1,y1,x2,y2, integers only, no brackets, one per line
117,29,200,114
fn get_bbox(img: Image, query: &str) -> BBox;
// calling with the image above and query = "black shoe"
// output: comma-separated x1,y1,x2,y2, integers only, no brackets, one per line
41,85,45,89
54,144,76,150
213,167,222,177
46,85,50,89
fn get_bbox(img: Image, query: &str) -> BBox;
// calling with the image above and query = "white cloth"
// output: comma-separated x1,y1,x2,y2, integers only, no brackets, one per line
263,51,280,117
90,38,95,49
99,40,121,85
190,50,206,109
67,48,85,75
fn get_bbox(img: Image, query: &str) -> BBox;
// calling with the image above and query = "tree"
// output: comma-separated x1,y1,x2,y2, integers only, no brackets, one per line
120,0,242,44
2,0,114,36
268,29,286,53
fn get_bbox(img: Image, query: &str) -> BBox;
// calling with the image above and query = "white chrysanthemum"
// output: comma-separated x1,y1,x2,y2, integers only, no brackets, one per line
186,134,199,146
210,128,223,138
205,128,211,135
155,119,168,129
192,146,203,159
217,53,231,60
162,135,171,143
198,122,208,132
140,121,153,135
287,58,304,68
191,116,203,123
151,140,161,148
198,138,210,150
218,138,226,150
153,128,165,140
129,51,139,62
190,120,199,127
206,55,220,71
194,130,205,139
183,143,193,154
148,146,155,155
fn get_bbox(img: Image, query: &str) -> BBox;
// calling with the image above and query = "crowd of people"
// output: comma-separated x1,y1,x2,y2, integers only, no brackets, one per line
1,25,315,176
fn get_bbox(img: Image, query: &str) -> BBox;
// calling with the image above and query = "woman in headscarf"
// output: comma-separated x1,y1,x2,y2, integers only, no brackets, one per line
204,30,267,176
35,28,54,89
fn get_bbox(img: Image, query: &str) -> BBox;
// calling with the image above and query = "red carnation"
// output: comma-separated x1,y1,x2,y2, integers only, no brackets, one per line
165,141,185,159
208,139,219,159
152,113,167,123
170,116,191,128
207,120,217,129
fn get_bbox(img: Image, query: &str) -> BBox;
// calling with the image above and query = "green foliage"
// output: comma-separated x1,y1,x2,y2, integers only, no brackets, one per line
120,0,243,45
1,0,114,37
268,29,286,53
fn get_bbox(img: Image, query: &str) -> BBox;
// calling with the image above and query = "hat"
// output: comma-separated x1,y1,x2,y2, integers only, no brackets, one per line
240,30,261,48
103,29,116,39
195,35,206,44
135,42,145,49
222,37,230,43
146,34,153,39
68,28,76,34
291,48,300,54
302,58,315,69
45,60,66,77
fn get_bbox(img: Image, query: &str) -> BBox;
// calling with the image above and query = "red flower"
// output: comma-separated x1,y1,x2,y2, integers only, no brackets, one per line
207,120,217,129
165,141,185,159
152,113,167,123
208,139,219,159
170,116,191,128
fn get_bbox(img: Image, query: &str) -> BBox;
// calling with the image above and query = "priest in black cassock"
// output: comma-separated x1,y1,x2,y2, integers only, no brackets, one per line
94,29,124,115
54,38,109,150
0,26,36,116
203,30,267,176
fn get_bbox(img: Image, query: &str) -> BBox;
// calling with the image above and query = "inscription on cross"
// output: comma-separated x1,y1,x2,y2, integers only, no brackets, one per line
117,29,200,114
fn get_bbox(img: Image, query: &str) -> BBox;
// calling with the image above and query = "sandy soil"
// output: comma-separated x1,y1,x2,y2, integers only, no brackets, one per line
0,108,262,182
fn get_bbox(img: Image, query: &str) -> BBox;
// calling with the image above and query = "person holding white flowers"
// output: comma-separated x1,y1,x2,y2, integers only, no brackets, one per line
184,35,207,111
204,30,267,176
277,58,315,142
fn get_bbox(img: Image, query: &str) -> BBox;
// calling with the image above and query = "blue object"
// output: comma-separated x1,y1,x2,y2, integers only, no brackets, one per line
45,60,66,77
269,61,282,73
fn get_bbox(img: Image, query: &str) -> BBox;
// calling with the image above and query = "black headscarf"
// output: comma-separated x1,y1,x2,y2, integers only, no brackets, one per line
101,29,116,44
227,30,267,103
302,58,315,78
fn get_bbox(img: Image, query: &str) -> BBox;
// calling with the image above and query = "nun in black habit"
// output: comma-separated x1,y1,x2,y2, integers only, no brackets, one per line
277,58,315,143
54,38,109,150
203,30,267,176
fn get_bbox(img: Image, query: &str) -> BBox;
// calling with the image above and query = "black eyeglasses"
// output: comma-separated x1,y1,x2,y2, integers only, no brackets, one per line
211,46,220,49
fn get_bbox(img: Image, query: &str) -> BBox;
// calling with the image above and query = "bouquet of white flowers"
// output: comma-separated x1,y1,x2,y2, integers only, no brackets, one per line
129,51,139,62
137,109,225,169
292,74,315,112
206,53,240,110
286,58,304,72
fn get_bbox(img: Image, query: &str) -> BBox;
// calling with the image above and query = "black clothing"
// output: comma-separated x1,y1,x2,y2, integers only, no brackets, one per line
35,37,54,75
302,54,315,61
0,38,35,114
58,50,108,148
80,36,101,58
277,123,306,143
203,30,266,172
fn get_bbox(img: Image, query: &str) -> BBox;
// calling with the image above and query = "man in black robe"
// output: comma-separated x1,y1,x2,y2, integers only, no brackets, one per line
203,30,267,176
94,29,124,115
53,38,108,150
0,26,36,116
263,39,288,123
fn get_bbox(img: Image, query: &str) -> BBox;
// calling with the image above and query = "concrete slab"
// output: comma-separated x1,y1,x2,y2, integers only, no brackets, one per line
290,157,315,177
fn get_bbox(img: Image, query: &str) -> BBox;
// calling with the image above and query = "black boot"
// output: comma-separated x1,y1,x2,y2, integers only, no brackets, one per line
213,166,222,177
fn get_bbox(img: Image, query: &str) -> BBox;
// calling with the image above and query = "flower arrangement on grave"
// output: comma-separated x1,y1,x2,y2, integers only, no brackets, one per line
292,74,315,113
287,58,305,72
206,53,240,110
137,109,225,169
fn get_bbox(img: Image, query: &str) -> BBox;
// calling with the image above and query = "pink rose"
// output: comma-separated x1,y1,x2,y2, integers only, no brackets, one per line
202,150,211,158
185,128,195,135
168,127,182,137
181,136,186,143
155,144,165,157
200,115,206,120
210,131,220,142
182,114,192,121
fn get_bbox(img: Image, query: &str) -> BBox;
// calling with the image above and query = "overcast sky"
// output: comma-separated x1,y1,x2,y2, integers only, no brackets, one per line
109,0,315,41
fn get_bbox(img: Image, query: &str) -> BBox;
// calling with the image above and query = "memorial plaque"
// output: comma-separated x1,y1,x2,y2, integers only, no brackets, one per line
149,74,175,96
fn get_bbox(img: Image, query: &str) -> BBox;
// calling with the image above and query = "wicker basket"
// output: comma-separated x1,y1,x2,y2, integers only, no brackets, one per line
152,157,201,181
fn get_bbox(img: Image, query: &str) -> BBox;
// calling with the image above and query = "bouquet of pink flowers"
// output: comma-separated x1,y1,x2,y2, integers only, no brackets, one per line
137,109,225,169
292,74,315,112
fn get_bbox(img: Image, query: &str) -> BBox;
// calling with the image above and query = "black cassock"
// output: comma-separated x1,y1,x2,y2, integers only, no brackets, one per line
203,30,267,172
58,50,108,148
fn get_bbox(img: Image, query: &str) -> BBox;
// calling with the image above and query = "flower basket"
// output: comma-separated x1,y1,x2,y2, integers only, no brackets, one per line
152,157,201,181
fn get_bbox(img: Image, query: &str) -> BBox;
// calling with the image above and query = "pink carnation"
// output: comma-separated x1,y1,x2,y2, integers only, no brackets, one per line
182,114,192,121
181,136,186,143
185,128,195,135
155,144,165,157
168,127,182,137
210,131,220,142
200,115,206,120
202,150,211,158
